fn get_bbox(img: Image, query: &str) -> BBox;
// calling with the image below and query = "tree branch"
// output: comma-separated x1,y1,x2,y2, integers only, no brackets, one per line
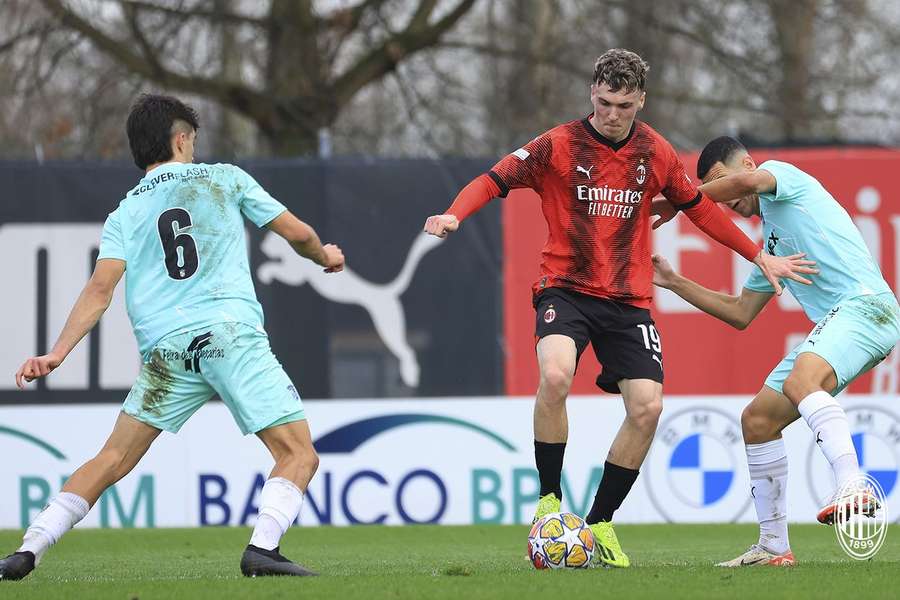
120,0,267,27
38,0,282,130
332,0,475,107
0,23,53,54
321,0,389,31
122,2,163,75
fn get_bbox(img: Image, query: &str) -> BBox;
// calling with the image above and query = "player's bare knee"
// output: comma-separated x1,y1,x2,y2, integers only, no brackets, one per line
275,440,318,473
741,404,779,443
781,374,810,404
539,365,574,402
629,395,663,433
304,448,320,477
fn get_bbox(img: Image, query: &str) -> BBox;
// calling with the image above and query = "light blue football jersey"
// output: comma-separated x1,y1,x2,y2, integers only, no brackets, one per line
97,162,287,356
743,160,893,322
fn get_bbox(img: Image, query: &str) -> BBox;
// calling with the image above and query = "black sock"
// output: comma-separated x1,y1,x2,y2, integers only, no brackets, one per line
534,441,566,500
585,461,640,524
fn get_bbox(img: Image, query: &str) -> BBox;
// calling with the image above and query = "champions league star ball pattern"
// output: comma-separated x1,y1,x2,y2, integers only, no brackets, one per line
527,512,595,569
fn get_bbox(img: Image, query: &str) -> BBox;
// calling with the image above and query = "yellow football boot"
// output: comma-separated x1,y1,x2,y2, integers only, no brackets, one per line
589,522,630,568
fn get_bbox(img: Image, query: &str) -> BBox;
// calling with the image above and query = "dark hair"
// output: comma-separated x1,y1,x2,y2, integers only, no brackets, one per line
697,136,747,180
593,49,649,92
126,94,199,169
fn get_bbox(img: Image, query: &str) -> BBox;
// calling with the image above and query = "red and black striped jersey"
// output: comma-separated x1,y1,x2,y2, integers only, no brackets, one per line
489,118,701,308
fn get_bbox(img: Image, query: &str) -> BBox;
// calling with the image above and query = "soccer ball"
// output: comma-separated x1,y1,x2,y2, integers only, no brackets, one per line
527,512,595,569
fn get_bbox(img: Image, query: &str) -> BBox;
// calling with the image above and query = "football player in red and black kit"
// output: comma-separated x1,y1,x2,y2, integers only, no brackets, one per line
424,49,815,567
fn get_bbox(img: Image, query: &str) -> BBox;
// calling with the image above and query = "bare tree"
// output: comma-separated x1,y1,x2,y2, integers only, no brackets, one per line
1,0,898,160
24,0,477,156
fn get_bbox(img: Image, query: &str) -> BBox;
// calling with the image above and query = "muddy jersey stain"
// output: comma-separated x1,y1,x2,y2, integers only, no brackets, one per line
206,179,231,218
859,295,899,326
141,350,175,415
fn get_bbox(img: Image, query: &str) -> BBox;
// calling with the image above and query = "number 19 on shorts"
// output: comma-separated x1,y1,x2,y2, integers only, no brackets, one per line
636,323,661,353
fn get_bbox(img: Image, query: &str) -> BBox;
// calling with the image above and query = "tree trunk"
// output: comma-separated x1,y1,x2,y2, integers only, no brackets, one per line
261,0,334,155
768,0,818,141
264,126,321,156
621,0,676,131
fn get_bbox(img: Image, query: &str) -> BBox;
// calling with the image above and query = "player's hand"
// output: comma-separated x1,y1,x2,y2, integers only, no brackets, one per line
320,243,345,273
754,251,818,295
423,214,459,238
651,254,676,288
15,353,63,388
651,198,677,230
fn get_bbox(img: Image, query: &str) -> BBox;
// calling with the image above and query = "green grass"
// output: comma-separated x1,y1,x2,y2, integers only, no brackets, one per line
1,524,898,599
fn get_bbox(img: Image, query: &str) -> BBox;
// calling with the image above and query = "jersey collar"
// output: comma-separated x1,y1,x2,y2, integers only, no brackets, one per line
581,116,637,152
143,161,186,179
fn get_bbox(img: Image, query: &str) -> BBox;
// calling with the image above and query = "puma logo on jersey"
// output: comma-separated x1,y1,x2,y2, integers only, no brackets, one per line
257,232,443,388
576,165,594,179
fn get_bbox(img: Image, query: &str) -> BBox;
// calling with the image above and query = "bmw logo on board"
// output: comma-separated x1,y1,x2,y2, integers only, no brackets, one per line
646,408,753,522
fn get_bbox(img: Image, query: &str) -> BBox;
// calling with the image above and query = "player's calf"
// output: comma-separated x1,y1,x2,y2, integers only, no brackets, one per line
250,421,319,564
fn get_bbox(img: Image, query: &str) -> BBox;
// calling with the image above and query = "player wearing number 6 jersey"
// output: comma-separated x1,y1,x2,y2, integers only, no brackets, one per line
424,49,815,568
1,95,344,581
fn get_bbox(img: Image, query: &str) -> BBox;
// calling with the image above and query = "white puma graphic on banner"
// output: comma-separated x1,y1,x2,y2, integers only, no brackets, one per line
257,232,442,388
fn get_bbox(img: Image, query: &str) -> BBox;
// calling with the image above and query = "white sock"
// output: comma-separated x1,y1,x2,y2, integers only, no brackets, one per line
18,492,90,564
249,477,303,551
798,391,860,489
746,439,790,554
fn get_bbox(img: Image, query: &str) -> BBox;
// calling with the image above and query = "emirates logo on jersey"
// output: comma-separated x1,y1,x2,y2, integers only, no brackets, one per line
636,161,647,185
577,184,643,220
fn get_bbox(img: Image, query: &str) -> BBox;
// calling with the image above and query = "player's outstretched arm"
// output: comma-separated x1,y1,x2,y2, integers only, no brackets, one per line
652,254,772,330
424,173,502,238
15,258,125,388
679,196,817,294
660,146,814,293
267,211,344,273
699,170,776,203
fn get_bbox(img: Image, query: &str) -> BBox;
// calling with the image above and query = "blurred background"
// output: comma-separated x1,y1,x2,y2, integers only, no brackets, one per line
2,0,900,160
1,0,899,528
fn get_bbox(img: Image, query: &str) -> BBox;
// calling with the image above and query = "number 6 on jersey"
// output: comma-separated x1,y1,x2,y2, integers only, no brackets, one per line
157,207,199,280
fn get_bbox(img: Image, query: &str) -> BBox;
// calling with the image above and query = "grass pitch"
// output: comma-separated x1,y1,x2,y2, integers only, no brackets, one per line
1,524,898,599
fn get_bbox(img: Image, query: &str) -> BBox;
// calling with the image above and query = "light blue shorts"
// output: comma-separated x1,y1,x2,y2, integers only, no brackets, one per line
123,322,305,435
765,293,900,395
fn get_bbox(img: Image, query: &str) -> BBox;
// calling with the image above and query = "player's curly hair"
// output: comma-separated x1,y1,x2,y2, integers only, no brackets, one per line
126,94,200,170
593,49,649,93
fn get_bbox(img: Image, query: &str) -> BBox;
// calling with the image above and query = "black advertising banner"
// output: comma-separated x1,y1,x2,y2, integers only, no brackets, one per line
0,159,502,404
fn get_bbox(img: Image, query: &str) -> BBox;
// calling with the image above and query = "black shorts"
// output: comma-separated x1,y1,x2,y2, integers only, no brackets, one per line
534,288,663,393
